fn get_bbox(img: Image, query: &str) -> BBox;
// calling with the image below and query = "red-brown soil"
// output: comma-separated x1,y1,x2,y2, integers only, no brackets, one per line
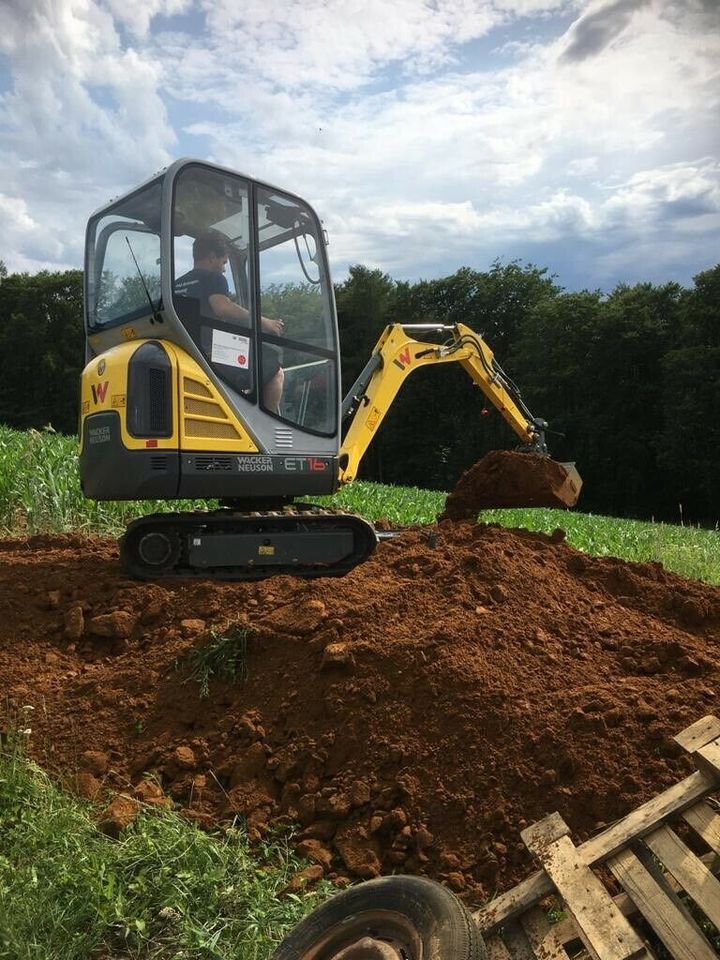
1,524,719,903
441,451,582,515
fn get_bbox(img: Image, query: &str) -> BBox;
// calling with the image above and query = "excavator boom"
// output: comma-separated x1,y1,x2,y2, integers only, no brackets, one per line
340,322,582,512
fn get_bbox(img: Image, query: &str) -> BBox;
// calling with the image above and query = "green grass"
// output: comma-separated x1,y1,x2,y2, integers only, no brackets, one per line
0,424,717,584
179,625,252,699
0,727,333,960
0,425,210,536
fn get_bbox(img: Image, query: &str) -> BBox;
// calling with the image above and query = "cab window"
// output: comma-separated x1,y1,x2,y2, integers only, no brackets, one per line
172,165,253,398
256,188,337,435
86,180,162,329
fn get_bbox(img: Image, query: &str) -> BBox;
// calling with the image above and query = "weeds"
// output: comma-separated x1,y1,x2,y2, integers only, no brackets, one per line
180,623,252,698
0,725,333,959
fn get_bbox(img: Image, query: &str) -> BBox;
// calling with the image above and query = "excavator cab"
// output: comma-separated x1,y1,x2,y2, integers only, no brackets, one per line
81,159,342,506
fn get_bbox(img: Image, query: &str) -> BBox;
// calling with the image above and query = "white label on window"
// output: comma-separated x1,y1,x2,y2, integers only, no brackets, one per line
211,329,250,369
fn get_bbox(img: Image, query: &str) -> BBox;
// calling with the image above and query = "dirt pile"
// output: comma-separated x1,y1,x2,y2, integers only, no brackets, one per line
441,451,582,516
1,524,719,901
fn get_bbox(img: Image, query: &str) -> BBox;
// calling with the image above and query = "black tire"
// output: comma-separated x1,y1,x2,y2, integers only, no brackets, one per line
272,875,487,960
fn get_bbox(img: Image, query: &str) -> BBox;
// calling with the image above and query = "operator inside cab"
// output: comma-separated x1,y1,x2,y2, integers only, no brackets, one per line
169,162,338,436
85,160,340,441
174,231,284,411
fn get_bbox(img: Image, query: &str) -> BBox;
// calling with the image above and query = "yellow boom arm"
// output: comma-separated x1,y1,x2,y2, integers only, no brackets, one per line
338,322,545,484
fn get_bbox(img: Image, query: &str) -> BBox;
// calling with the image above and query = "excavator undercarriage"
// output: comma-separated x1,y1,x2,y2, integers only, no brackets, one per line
120,506,378,580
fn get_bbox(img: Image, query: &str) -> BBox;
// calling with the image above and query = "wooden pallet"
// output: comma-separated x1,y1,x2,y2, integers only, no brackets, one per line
473,715,720,959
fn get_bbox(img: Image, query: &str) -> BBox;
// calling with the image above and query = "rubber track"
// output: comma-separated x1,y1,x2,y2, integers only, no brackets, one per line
120,505,378,581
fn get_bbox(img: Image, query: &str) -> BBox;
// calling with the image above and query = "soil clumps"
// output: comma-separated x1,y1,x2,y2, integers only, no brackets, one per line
0,524,718,902
441,451,582,517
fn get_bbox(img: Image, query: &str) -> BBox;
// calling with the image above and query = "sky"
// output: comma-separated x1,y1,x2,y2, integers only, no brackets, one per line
0,0,718,291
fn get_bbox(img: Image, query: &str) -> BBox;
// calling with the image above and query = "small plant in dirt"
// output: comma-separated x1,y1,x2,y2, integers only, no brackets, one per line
180,623,253,698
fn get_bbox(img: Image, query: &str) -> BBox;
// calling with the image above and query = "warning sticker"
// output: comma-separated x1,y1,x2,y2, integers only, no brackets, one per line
211,329,250,369
365,406,382,431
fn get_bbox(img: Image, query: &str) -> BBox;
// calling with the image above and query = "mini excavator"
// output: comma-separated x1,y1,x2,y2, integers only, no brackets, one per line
79,159,581,580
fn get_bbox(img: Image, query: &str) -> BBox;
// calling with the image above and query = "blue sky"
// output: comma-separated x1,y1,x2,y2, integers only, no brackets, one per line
0,0,718,292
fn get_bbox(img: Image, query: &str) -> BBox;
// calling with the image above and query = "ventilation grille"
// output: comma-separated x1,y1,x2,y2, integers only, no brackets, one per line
183,377,213,398
194,456,233,472
148,368,169,432
186,420,240,439
182,378,243,439
184,397,225,418
274,428,293,448
150,456,168,472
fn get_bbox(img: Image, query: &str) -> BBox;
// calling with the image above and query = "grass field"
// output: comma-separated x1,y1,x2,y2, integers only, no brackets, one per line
1,425,718,584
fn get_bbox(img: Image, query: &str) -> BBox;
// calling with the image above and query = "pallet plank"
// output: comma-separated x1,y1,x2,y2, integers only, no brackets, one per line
522,813,571,851
682,800,720,855
521,905,569,959
580,770,716,866
608,846,716,960
528,831,648,960
673,715,720,753
475,873,555,936
552,846,720,949
502,921,540,960
643,824,720,930
486,934,514,960
474,771,715,935
694,740,720,781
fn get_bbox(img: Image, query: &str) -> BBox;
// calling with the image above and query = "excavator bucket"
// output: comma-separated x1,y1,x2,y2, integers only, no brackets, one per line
440,450,582,520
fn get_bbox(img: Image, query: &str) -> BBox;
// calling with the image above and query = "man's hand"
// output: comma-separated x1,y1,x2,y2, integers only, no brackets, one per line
262,316,285,336
209,296,285,337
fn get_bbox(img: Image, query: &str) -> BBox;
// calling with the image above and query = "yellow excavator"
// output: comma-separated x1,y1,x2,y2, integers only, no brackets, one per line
79,158,581,579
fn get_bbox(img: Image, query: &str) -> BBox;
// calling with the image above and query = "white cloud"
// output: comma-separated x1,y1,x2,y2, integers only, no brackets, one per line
0,194,38,242
0,0,718,287
559,0,652,63
0,0,177,271
605,159,720,226
102,0,192,38
567,157,600,176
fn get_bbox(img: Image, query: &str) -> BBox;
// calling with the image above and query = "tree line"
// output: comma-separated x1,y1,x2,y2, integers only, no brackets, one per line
0,258,717,525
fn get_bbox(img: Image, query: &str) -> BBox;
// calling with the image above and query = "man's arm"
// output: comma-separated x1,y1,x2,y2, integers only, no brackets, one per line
208,294,284,336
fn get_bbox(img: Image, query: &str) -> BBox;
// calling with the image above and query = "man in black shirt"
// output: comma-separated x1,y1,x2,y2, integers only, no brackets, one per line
175,233,284,410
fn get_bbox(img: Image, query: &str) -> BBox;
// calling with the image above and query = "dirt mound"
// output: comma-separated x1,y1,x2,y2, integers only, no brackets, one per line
441,451,582,516
1,524,719,902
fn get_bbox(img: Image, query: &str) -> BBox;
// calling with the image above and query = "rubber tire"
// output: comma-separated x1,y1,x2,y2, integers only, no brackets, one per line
272,875,487,960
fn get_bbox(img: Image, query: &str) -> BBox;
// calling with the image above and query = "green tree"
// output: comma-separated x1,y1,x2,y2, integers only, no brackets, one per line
335,265,399,388
260,281,325,345
657,266,720,522
394,260,560,355
0,270,84,433
334,266,400,480
511,282,684,518
0,261,7,283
